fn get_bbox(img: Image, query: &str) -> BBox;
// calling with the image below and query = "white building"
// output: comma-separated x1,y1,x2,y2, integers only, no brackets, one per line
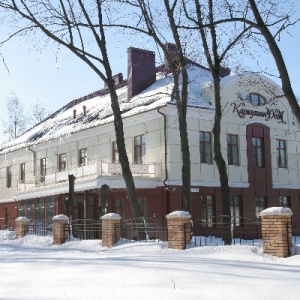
1,46,299,232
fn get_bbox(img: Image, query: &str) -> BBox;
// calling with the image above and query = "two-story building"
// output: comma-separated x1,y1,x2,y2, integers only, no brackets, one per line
1,45,299,231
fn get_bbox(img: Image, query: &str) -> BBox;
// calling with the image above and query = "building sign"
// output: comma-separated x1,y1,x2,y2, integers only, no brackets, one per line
231,103,286,124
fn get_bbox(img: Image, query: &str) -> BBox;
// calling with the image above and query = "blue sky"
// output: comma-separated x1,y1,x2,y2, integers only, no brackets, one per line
0,4,299,140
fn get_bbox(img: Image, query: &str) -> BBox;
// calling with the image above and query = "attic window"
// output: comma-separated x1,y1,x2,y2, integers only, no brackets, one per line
246,93,266,106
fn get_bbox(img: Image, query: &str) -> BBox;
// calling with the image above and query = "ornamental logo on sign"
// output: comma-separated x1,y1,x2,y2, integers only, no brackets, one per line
231,103,286,124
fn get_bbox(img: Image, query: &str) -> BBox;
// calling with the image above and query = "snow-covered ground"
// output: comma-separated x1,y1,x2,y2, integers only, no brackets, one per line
1,230,300,300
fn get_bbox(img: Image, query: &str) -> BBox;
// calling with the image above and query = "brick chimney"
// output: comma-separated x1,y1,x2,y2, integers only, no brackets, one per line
127,47,156,101
219,67,230,77
164,43,178,73
104,73,124,88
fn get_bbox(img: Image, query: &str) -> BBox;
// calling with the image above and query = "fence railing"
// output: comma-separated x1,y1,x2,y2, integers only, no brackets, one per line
65,219,102,240
24,221,53,236
17,218,300,250
120,221,168,242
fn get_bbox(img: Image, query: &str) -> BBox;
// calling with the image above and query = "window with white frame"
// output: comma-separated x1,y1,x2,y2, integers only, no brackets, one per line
255,196,267,221
79,148,87,166
230,196,242,226
276,139,287,168
200,131,212,164
40,158,46,183
201,195,215,227
134,135,146,164
252,137,264,167
227,134,239,165
20,163,25,183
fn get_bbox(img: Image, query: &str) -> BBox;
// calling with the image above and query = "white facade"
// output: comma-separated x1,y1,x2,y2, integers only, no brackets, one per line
1,59,299,227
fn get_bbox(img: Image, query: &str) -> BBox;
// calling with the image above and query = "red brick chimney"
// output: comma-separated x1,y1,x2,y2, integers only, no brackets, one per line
164,43,178,73
127,47,156,101
104,73,124,88
219,67,230,77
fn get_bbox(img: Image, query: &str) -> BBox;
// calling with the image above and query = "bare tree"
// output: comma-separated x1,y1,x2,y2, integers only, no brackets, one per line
113,0,192,212
182,0,252,244
247,0,300,122
0,1,145,237
195,0,300,121
2,92,27,140
28,99,52,127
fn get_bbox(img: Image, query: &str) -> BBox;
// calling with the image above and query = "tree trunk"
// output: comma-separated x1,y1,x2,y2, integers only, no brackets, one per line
106,78,146,240
212,78,231,245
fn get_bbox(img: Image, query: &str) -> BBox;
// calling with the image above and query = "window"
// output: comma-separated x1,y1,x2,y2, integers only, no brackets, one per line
58,153,67,171
252,137,264,167
5,208,11,226
200,131,212,164
230,196,242,226
46,196,56,224
26,199,35,221
114,199,124,219
279,196,290,208
201,195,215,227
18,202,26,217
36,198,45,221
112,141,119,163
134,135,146,164
79,148,87,166
40,158,47,183
20,163,25,182
246,93,266,106
227,134,239,165
138,197,147,220
255,196,267,221
6,166,12,188
276,139,287,168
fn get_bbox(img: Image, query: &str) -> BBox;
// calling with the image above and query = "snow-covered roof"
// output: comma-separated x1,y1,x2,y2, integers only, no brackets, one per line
0,63,212,154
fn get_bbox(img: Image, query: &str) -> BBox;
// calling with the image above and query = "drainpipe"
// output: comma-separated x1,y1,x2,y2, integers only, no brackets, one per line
157,107,168,187
28,146,37,185
157,107,172,220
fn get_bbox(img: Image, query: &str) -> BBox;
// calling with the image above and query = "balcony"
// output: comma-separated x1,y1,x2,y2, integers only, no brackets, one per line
17,161,156,191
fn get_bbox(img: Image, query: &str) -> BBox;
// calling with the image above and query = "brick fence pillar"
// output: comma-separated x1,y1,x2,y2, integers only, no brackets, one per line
15,217,30,239
52,214,69,245
166,211,191,250
101,213,121,247
260,207,293,258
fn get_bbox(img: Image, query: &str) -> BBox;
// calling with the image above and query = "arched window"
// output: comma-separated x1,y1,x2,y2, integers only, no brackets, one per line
245,93,266,106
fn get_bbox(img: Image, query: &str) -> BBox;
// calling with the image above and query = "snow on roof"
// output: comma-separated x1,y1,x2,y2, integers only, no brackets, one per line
0,63,212,154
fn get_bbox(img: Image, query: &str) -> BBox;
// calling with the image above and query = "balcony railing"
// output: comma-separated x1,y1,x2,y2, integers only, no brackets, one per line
16,161,155,191
101,162,155,175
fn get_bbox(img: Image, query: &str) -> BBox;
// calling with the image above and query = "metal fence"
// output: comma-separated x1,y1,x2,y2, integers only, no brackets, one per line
189,221,262,247
65,219,102,240
24,221,53,236
0,219,14,231
120,218,167,243
17,218,300,252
